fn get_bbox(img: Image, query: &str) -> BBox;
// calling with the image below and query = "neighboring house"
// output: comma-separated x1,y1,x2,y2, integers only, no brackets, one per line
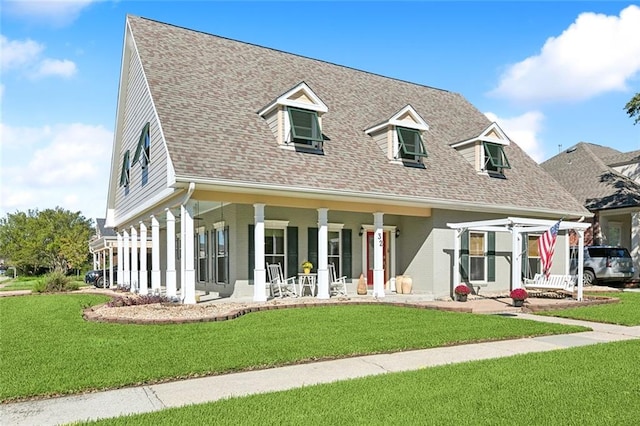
541,142,640,277
105,16,590,303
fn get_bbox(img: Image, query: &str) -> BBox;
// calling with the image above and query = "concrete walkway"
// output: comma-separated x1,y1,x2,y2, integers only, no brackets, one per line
2,315,639,426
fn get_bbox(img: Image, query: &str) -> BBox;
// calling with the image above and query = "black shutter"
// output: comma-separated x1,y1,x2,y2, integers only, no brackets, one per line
342,229,352,279
248,224,254,284
487,231,496,282
287,226,298,278
307,227,318,273
460,230,469,281
521,233,529,279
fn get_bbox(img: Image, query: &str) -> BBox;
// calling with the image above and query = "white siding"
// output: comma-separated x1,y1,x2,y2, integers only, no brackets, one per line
370,128,389,159
457,144,476,169
114,49,169,223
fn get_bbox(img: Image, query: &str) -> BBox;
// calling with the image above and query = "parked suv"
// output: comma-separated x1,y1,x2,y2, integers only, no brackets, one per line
570,246,634,286
84,269,117,288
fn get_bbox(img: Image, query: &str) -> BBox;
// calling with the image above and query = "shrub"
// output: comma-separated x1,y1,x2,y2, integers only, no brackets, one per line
454,284,471,295
510,288,528,301
32,271,80,293
107,294,175,308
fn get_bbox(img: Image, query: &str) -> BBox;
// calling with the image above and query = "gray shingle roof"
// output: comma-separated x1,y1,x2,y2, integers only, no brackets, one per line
127,16,588,216
541,142,640,211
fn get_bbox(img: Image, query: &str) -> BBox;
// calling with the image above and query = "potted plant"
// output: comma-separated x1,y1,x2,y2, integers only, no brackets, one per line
454,284,471,302
510,288,528,307
301,260,313,274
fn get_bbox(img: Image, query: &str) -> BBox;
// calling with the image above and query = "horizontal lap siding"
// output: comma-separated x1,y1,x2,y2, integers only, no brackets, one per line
114,48,169,222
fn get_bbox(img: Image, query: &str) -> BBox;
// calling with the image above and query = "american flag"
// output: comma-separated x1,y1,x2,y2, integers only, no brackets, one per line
538,220,562,278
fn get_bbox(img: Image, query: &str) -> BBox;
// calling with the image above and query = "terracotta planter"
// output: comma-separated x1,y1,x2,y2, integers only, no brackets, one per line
401,275,412,294
512,299,524,307
357,273,367,295
395,275,404,294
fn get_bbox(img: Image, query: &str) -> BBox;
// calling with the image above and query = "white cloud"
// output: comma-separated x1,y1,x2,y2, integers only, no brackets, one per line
0,35,44,70
485,111,546,163
3,0,98,26
491,5,640,104
35,58,77,78
0,35,78,80
0,123,113,219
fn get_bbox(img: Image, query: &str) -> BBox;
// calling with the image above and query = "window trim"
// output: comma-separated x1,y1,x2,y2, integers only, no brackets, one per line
396,126,428,161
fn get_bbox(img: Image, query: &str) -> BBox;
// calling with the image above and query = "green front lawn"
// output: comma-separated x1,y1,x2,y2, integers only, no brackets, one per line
0,294,587,401
88,339,640,425
538,291,640,325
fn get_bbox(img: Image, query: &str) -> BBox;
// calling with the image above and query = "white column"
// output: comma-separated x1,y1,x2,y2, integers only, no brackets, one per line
108,246,114,288
166,209,177,298
453,229,461,290
632,212,640,279
317,208,330,299
139,221,148,295
123,230,130,289
577,230,584,301
511,227,522,289
131,226,138,293
117,233,123,288
253,203,267,302
151,215,161,294
373,212,385,298
181,203,196,304
92,252,97,270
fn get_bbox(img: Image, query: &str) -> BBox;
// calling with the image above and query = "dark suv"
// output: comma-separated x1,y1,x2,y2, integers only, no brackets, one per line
84,269,117,288
570,246,634,286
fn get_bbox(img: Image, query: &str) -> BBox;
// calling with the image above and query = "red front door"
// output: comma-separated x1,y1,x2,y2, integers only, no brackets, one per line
366,231,387,286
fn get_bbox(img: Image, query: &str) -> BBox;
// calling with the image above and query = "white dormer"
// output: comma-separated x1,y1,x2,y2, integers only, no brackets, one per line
451,122,511,176
259,82,328,151
365,105,429,165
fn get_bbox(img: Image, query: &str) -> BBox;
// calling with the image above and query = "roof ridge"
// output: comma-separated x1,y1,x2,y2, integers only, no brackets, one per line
580,142,612,171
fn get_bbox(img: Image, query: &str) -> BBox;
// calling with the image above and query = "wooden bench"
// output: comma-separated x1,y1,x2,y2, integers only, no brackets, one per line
523,273,577,295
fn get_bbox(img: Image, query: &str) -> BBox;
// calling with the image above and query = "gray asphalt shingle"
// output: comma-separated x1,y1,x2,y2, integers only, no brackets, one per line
128,16,588,216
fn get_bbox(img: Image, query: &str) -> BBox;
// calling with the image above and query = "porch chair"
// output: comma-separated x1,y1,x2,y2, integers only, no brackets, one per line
328,263,348,297
266,263,298,298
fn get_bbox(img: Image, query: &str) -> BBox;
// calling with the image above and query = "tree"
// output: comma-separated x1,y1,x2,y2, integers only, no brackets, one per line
624,92,640,125
0,207,93,275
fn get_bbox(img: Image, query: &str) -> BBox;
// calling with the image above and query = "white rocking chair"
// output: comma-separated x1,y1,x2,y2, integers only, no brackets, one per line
328,263,348,297
267,263,298,298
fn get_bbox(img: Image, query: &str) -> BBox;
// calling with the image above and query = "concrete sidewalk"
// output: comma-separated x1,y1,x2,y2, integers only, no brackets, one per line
2,315,639,426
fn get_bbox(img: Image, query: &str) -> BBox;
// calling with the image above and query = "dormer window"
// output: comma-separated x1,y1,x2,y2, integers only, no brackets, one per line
259,82,328,153
287,107,323,148
366,105,429,166
483,142,510,173
396,126,428,162
451,122,511,178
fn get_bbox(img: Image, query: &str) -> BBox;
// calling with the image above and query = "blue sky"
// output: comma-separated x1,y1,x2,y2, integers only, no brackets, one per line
1,1,639,221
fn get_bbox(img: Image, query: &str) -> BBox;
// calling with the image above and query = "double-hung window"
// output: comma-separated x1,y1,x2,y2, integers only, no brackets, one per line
213,223,229,284
328,229,342,276
288,107,323,148
197,227,208,283
483,142,510,173
469,232,487,282
396,126,428,162
526,234,541,279
265,228,286,273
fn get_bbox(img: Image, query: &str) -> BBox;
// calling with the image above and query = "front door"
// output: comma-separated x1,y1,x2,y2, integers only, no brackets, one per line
366,231,388,286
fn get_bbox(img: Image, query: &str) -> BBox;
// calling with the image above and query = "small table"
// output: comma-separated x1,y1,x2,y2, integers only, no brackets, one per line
298,273,317,296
